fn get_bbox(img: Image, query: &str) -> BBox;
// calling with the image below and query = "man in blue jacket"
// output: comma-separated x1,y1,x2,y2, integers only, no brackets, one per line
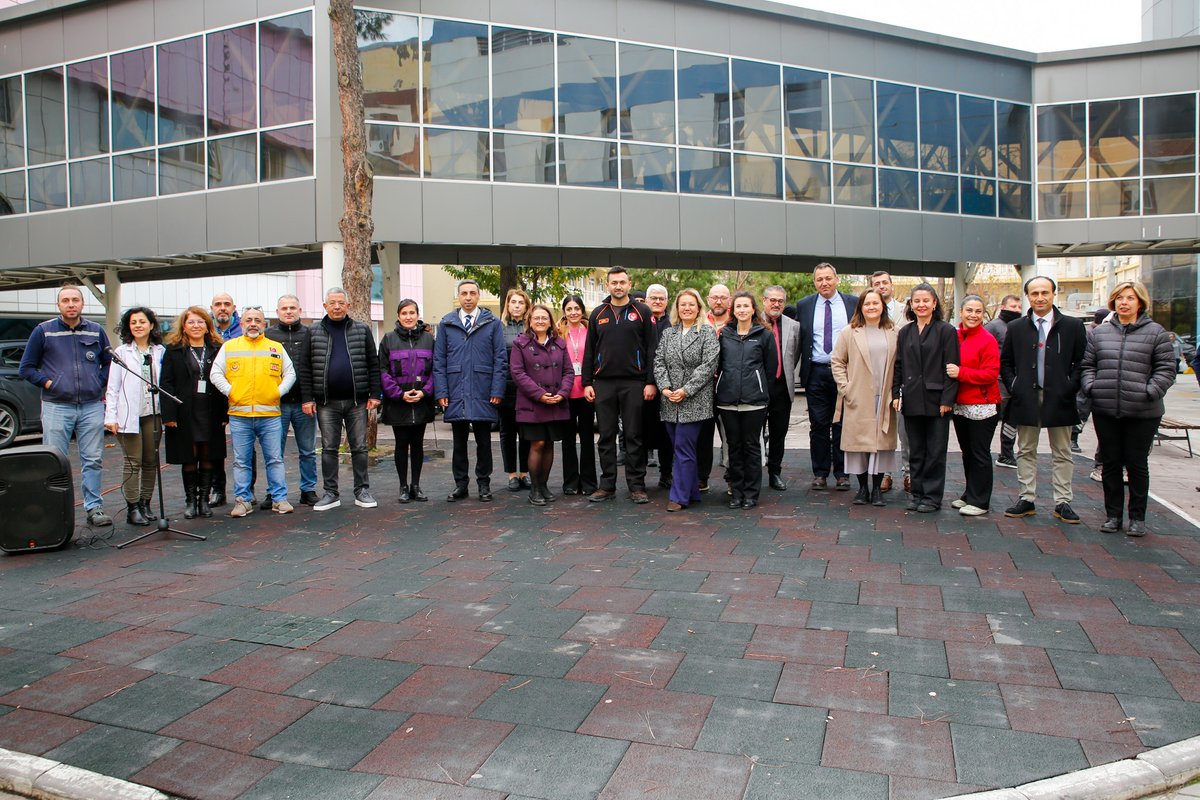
19,284,113,527
433,280,507,502
208,291,244,508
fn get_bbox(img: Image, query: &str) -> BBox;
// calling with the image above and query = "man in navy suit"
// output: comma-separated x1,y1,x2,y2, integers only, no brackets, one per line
792,262,858,490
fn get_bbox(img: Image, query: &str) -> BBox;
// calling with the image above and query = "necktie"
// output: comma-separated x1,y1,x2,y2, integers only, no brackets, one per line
773,319,782,378
823,299,833,355
464,314,473,331
1036,317,1046,388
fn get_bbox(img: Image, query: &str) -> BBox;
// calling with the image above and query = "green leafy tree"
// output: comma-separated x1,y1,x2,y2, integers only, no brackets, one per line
443,265,592,304
626,268,851,307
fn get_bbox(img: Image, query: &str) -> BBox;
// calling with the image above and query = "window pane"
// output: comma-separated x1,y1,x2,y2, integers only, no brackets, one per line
557,36,616,138
620,43,675,144
1038,182,1085,219
560,138,617,187
732,60,780,154
260,11,314,127
113,150,156,201
679,147,730,195
1037,103,1085,182
919,89,956,173
28,164,66,211
1144,175,1195,215
833,164,874,206
961,177,996,216
876,82,916,169
1143,94,1195,176
960,95,994,177
159,142,205,194
921,172,958,212
878,168,918,210
678,51,729,149
111,48,155,152
998,180,1031,219
621,143,675,191
208,134,257,188
158,37,204,145
491,28,554,132
424,127,488,180
997,102,1030,181
1090,99,1139,179
367,123,420,177
1089,179,1140,216
831,75,873,164
422,18,488,128
493,132,554,184
66,58,109,159
261,124,314,181
785,159,830,203
207,25,257,134
359,12,420,124
784,67,828,159
0,76,24,169
26,68,66,165
0,170,25,214
734,154,781,198
69,157,109,206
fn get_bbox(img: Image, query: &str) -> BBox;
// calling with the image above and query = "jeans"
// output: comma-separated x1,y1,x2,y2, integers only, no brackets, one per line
279,402,317,493
229,416,287,502
42,400,105,511
317,400,370,495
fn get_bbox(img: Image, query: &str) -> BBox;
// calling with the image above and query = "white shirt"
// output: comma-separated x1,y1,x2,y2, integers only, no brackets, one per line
811,294,848,363
1032,309,1056,333
460,309,476,328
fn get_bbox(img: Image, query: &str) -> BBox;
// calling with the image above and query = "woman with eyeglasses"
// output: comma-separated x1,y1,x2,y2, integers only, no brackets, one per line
510,304,574,505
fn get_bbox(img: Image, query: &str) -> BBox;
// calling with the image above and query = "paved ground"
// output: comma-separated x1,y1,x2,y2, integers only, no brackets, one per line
2,381,1200,800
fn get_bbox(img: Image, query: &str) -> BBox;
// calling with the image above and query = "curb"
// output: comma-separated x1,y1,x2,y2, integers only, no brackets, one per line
949,734,1200,799
0,748,171,800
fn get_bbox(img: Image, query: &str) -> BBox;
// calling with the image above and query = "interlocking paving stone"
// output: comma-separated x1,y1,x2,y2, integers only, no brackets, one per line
776,577,859,603
624,567,709,592
0,708,95,755
353,714,514,784
1118,693,1200,747
1115,597,1200,630
365,776,507,799
159,687,317,754
694,695,826,763
479,604,584,638
44,724,179,779
473,675,606,732
59,627,192,666
844,632,949,678
651,618,754,658
131,635,259,678
202,645,338,693
821,710,955,782
635,590,729,621
941,586,1032,617
557,586,654,613
774,662,888,714
1047,650,1181,699
0,661,154,715
373,665,511,716
0,650,75,694
0,616,125,653
561,611,667,648
285,656,419,707
807,601,898,634
469,725,629,800
944,642,1061,687
950,723,1090,788
666,654,783,702
472,635,589,678
596,743,750,800
253,703,409,769
241,764,385,800
743,762,888,800
171,605,350,647
132,741,278,800
900,564,980,588
337,595,432,623
577,684,714,748
888,672,1008,728
564,645,684,687
750,555,828,578
488,582,577,607
986,615,1097,652
76,673,230,732
999,684,1142,744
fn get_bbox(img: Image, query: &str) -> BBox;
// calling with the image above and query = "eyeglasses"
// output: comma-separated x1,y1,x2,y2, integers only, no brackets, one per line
242,305,263,313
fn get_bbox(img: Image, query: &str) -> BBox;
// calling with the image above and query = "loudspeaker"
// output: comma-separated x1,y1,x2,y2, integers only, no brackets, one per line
0,445,74,553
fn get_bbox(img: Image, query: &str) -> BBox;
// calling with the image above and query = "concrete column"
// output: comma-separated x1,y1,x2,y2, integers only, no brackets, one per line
379,242,400,323
322,241,344,293
1016,263,1038,311
951,261,968,324
103,267,121,336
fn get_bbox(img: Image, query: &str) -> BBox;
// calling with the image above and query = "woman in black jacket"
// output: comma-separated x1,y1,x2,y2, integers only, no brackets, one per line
715,292,778,509
891,284,959,512
1081,281,1176,536
499,288,532,491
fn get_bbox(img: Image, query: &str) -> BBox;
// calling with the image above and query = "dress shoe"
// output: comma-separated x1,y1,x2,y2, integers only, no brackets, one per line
666,502,684,512
880,475,893,492
741,499,757,509
905,499,919,511
835,476,850,491
540,485,557,502
1053,502,1080,524
811,476,827,490
769,474,787,491
409,485,427,502
398,486,411,504
1004,499,1036,518
916,503,939,513
589,489,616,502
520,475,533,490
1100,517,1122,533
478,485,494,502
1127,520,1147,537
528,489,547,506
507,477,523,492
630,491,649,504
447,486,469,502
729,498,743,508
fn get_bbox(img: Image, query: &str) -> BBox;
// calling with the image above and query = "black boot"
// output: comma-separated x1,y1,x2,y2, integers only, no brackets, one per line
126,501,150,526
539,479,557,503
410,484,427,502
529,482,547,506
870,474,885,507
196,470,213,517
140,498,158,522
852,473,870,505
209,479,226,508
182,472,198,520
398,485,411,503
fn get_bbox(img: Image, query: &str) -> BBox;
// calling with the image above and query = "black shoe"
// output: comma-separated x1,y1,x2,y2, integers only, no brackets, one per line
742,499,757,509
729,498,743,508
540,485,557,503
1054,503,1080,524
1100,517,1122,533
852,486,870,505
259,497,274,511
916,503,939,513
1070,439,1083,454
1127,520,1147,537
870,489,885,507
126,502,150,526
197,471,213,517
905,499,919,511
698,481,710,493
447,486,469,502
140,499,158,522
398,486,411,504
563,483,580,496
182,472,198,520
300,490,320,506
209,488,226,508
996,455,1018,469
769,474,787,491
410,485,427,502
507,477,523,492
1005,499,1036,518
479,484,493,502
658,478,672,490
520,475,533,490
528,489,547,506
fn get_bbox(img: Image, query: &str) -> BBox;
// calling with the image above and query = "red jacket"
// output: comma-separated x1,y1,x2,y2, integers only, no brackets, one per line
956,324,1000,405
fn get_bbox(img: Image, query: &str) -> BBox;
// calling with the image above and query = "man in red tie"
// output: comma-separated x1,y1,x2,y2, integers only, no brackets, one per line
762,286,800,490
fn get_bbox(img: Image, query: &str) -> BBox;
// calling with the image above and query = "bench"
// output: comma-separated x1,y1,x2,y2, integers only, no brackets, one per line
1157,417,1200,457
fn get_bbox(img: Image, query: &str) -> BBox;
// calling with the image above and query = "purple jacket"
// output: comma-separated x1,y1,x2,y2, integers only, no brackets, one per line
379,323,435,427
510,332,574,424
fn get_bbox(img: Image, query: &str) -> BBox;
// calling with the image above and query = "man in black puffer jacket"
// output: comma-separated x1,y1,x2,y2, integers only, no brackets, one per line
267,294,318,507
304,287,382,511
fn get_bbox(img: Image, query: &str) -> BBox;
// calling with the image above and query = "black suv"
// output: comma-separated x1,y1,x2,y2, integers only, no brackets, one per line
0,340,42,448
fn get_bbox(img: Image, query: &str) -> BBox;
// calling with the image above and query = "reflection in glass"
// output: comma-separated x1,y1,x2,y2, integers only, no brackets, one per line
921,172,958,212
208,134,257,189
732,60,781,154
831,76,873,164
261,124,314,181
785,159,830,203
997,102,1030,182
367,123,420,177
735,154,781,198
26,68,66,166
0,171,25,214
0,77,24,169
359,12,420,124
876,83,916,170
560,138,617,187
68,58,109,159
1089,179,1140,217
677,51,729,149
113,150,156,201
784,68,828,159
158,37,204,145
919,89,956,173
959,95,994,177
678,147,730,195
159,142,205,194
28,164,66,211
493,133,554,184
69,157,110,206
207,25,257,134
558,36,616,138
422,18,488,128
622,143,675,191
878,168,918,210
1037,181,1086,219
620,43,674,143
1143,94,1195,176
1090,99,1139,179
833,164,874,206
261,12,314,127
998,181,1031,220
960,177,996,216
424,127,488,180
491,28,554,132
1037,103,1085,182
111,48,155,152
1144,175,1195,215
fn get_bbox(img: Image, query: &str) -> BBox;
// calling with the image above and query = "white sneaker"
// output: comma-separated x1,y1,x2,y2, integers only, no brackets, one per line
1090,468,1103,483
230,498,254,517
272,500,294,514
959,504,988,516
951,499,967,509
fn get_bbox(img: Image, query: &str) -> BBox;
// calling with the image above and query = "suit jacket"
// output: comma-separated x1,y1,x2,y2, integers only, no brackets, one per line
792,291,858,387
892,320,960,417
1000,308,1086,428
766,313,801,395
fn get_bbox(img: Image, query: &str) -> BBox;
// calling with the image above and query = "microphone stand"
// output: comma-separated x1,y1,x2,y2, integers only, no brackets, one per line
106,347,207,548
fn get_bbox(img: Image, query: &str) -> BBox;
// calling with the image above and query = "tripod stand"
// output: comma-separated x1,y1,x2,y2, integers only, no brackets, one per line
106,348,207,548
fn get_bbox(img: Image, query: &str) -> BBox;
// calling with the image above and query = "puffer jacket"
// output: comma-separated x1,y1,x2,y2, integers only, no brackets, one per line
715,323,778,408
653,323,719,424
307,315,382,405
379,321,435,427
1081,313,1176,418
265,321,313,405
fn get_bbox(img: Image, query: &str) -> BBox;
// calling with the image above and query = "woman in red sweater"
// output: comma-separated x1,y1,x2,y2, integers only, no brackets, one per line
946,295,1001,516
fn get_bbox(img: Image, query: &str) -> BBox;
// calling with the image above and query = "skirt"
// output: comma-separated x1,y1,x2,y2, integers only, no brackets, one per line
519,420,567,442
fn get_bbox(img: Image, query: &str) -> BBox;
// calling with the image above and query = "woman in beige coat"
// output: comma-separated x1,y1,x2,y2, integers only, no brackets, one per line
831,289,898,507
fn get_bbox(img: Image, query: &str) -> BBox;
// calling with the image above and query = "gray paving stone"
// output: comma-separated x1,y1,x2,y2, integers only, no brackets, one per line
241,763,385,800
354,573,442,596
1010,554,1098,577
45,725,181,780
844,633,949,678
203,582,302,607
941,587,1031,617
965,533,1043,555
1048,650,1181,699
253,703,408,769
1115,598,1200,630
901,564,980,588
888,672,1009,728
171,606,348,648
481,605,584,639
751,556,828,578
473,636,589,678
0,617,125,654
694,696,826,765
337,595,431,623
285,656,419,707
0,650,75,694
743,762,889,800
76,673,230,732
494,583,577,607
17,586,100,612
666,654,782,702
1057,575,1150,600
0,611,58,642
951,723,1089,788
651,618,754,658
636,590,729,622
868,543,942,565
234,560,327,585
131,636,260,678
777,578,859,604
807,602,898,635
473,675,606,731
612,552,689,570
624,568,709,592
986,616,1096,652
469,725,628,800
487,562,568,585
1117,694,1200,747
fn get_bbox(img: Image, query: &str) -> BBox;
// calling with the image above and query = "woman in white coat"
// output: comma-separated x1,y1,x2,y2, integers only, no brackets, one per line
104,307,166,526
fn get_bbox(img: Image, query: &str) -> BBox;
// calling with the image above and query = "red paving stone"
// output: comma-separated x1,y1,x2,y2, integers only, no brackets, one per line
308,620,422,659
159,688,317,754
745,626,847,666
890,776,988,800
945,643,1062,688
1000,684,1143,744
858,582,943,611
597,743,750,800
1081,621,1200,662
562,612,668,648
259,587,369,615
801,544,871,562
577,685,714,748
385,629,503,667
106,597,224,631
557,586,655,613
698,572,783,597
825,560,902,583
202,646,338,693
719,596,811,627
1079,739,1149,767
939,550,1017,572
141,575,245,600
1153,658,1200,702
565,645,684,688
422,559,501,580
678,554,758,573
415,578,509,603
372,666,511,716
365,777,507,799
132,741,278,800
353,713,513,784
821,711,955,782
554,565,640,586
289,567,376,590
0,662,154,715
59,628,192,666
977,571,1063,593
774,662,888,714
1136,579,1200,605
897,608,992,643
411,600,507,629
0,709,95,754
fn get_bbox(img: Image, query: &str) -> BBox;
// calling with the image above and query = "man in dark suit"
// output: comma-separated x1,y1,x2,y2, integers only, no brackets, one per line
793,263,858,490
763,285,801,490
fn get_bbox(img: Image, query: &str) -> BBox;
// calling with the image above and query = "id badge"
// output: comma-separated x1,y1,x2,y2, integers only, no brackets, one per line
196,379,207,394
573,362,582,376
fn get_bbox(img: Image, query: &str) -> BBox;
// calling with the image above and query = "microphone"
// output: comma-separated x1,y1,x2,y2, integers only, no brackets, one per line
104,345,119,359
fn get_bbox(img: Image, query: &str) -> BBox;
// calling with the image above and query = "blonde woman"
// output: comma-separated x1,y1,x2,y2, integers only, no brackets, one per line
500,287,532,490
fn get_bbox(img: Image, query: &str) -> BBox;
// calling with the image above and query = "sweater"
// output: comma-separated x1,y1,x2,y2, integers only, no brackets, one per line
581,298,658,385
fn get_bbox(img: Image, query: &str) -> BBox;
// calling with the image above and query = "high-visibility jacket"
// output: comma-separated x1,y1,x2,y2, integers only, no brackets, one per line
210,334,296,417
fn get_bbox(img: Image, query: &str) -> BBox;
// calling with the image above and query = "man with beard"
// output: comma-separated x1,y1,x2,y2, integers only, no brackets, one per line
209,292,245,507
266,294,318,507
698,283,731,493
644,284,673,488
985,294,1022,468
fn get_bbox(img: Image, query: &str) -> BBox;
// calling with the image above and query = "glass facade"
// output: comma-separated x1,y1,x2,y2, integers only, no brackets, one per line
0,10,314,216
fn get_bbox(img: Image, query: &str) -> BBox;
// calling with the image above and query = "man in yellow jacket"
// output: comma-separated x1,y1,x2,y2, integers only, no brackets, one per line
211,306,297,517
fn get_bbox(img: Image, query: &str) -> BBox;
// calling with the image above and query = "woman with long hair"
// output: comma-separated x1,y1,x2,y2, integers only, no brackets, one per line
500,287,532,491
557,295,597,495
104,307,166,525
947,295,1001,516
510,304,574,505
379,299,435,503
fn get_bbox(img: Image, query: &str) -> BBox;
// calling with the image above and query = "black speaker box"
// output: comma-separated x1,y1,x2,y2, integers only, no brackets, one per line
0,444,75,553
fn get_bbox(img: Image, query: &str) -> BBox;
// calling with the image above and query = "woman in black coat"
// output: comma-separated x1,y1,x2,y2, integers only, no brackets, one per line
160,306,228,519
891,284,959,512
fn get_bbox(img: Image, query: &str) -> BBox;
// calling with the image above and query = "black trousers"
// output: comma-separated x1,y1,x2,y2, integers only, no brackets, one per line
498,402,529,474
904,414,951,507
595,379,646,492
451,421,493,488
953,414,999,509
392,423,427,487
765,378,792,478
1093,413,1159,521
697,417,716,484
561,396,598,493
720,408,767,503
643,399,673,481
998,397,1016,460
806,363,845,478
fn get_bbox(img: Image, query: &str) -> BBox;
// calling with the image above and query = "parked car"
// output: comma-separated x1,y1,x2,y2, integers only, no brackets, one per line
0,340,42,448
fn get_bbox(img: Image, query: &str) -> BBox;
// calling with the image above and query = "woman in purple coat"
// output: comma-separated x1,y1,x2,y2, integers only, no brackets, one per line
510,304,575,506
379,300,435,503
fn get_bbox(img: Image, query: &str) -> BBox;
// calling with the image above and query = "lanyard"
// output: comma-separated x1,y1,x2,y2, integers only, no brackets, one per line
567,325,585,363
189,345,207,374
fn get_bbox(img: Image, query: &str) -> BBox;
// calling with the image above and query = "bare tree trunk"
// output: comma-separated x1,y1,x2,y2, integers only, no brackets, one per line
499,265,518,306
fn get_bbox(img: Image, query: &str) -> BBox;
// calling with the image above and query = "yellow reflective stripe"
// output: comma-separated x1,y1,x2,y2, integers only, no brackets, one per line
228,404,280,414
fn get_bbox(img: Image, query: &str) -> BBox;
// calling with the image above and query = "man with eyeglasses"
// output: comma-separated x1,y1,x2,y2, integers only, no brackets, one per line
267,294,319,507
697,283,732,493
762,285,801,490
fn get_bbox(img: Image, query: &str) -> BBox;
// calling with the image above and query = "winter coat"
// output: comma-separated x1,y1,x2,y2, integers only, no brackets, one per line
892,320,959,417
265,321,314,405
954,324,1001,406
19,317,111,404
1081,313,1176,419
983,308,1020,401
1000,308,1086,428
159,342,227,464
103,342,166,432
433,307,507,423
831,325,898,453
509,332,574,424
307,315,382,406
715,323,778,408
379,322,435,427
501,320,525,407
653,323,720,424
